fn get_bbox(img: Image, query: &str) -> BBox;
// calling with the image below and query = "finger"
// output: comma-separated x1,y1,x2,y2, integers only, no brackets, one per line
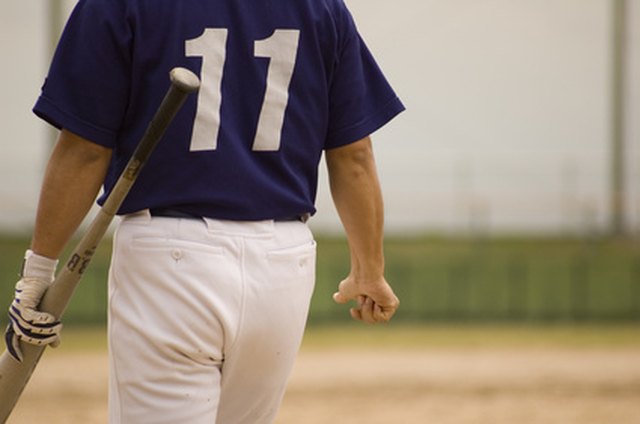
11,325,61,347
370,291,400,322
349,307,362,321
373,303,395,323
11,302,58,325
358,297,377,324
372,303,385,322
10,307,61,335
50,335,61,349
345,295,366,321
9,314,62,345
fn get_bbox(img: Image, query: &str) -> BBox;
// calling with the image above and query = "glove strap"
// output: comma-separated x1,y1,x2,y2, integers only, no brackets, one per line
20,250,58,283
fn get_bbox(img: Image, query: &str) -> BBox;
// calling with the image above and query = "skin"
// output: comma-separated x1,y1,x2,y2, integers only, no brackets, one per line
326,136,400,323
30,129,112,259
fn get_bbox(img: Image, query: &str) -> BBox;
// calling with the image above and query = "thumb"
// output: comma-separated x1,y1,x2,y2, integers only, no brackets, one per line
332,291,349,304
332,278,356,304
50,333,61,349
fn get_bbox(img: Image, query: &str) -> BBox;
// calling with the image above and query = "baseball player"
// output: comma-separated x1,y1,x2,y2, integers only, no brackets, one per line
6,0,403,422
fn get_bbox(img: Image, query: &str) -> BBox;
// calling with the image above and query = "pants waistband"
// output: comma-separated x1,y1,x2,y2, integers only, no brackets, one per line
148,207,310,223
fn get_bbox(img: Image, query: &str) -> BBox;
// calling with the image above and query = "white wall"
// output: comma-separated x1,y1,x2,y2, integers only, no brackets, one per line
0,2,50,232
626,0,640,234
1,1,638,236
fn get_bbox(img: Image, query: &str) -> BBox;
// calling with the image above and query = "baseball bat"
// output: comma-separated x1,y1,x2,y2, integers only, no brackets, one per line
0,67,200,422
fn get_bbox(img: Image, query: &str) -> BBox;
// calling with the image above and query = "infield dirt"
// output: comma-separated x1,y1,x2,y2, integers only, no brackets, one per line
9,344,640,423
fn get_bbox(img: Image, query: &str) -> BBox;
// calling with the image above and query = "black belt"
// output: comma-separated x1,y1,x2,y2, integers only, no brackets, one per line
149,208,309,223
149,208,200,219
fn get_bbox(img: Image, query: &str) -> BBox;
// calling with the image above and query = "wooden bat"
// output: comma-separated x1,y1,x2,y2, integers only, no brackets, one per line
0,67,200,422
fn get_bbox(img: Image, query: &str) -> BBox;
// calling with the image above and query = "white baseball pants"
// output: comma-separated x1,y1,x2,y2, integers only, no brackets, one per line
108,210,316,423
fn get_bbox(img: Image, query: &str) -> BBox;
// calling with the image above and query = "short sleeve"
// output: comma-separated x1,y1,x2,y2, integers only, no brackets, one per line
33,0,132,148
324,1,404,149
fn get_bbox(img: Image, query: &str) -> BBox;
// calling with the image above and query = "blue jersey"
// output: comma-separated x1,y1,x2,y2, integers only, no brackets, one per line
34,0,404,220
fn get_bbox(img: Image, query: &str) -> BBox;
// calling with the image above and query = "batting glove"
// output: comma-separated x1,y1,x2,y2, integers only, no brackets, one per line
5,250,62,362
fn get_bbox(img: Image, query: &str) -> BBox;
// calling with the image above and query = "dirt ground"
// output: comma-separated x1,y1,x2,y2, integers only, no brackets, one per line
9,346,640,424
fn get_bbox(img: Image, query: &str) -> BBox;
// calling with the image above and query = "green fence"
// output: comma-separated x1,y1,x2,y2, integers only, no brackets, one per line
312,236,640,323
1,235,639,325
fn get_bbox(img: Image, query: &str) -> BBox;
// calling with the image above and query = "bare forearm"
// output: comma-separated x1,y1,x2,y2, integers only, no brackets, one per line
326,137,385,279
327,137,399,322
31,130,112,259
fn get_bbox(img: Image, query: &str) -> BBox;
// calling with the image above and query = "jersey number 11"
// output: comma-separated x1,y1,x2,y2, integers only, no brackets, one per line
186,28,300,152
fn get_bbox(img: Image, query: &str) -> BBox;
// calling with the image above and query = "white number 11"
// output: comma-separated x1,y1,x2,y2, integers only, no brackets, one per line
186,28,300,152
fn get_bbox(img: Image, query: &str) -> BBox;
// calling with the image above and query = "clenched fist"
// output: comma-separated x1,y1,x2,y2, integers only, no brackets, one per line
5,250,62,362
333,275,399,323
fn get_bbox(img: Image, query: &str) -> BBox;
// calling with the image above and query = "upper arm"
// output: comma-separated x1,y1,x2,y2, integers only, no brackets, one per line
54,129,113,166
325,136,374,171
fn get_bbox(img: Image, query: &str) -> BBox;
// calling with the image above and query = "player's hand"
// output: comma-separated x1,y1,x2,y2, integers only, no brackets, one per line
332,275,399,324
5,250,62,362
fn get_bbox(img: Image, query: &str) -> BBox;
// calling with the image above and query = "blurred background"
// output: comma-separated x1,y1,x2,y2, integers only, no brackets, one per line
0,0,639,325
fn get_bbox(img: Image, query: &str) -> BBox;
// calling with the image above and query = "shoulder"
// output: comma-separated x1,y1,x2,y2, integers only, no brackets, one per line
300,0,358,51
317,0,360,43
64,0,129,32
317,0,349,14
316,0,354,26
72,0,127,15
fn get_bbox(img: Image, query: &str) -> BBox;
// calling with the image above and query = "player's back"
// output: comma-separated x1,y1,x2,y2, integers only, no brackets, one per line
36,0,403,220
115,0,343,219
